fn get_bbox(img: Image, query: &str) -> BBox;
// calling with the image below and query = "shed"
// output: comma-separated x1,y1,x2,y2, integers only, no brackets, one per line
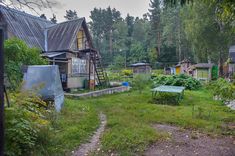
175,59,192,75
130,63,151,74
190,63,215,81
228,45,235,76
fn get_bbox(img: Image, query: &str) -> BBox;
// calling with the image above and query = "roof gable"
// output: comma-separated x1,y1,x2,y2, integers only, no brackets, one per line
0,5,53,49
0,5,92,52
46,18,84,52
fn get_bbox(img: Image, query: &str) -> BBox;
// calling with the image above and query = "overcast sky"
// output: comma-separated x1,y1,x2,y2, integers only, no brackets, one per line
39,0,150,22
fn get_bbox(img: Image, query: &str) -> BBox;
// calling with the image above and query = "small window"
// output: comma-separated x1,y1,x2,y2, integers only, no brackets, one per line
72,58,87,74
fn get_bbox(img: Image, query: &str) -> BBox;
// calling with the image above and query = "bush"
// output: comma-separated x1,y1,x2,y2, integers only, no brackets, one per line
133,74,151,93
208,78,235,102
4,38,48,89
121,69,133,77
152,74,201,90
5,91,52,156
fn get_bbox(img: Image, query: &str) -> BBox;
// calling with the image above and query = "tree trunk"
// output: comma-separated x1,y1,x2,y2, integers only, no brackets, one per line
178,28,182,61
109,30,113,55
157,31,161,56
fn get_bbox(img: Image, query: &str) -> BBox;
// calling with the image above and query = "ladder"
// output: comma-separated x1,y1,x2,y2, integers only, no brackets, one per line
90,50,109,88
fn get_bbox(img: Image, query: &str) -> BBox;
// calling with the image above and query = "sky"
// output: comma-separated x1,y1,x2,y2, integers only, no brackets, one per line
39,0,150,22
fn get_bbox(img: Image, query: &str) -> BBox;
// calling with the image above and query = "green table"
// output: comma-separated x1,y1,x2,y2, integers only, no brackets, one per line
151,85,185,102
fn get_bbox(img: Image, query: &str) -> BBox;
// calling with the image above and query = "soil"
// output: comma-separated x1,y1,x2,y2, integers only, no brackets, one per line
72,113,107,156
145,124,235,156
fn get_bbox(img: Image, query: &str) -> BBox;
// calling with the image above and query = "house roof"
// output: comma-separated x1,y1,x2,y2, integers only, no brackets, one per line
0,5,53,49
130,63,150,67
0,5,90,52
46,18,84,51
192,63,214,69
180,58,191,64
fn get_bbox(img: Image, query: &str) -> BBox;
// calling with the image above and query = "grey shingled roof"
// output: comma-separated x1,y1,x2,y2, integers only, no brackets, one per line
0,5,53,49
193,63,214,69
0,5,87,52
46,18,84,51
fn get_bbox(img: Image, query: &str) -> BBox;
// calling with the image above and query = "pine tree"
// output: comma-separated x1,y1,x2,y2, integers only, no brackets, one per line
40,14,47,20
50,14,57,24
64,10,78,20
149,0,162,55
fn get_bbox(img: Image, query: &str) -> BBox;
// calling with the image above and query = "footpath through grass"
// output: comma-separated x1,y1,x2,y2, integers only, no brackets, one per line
48,88,235,155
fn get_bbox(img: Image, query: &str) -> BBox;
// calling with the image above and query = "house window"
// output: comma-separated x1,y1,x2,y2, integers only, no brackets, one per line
77,30,85,49
72,58,87,74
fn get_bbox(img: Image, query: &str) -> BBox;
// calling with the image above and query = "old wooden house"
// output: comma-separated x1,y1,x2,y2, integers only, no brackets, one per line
0,5,108,90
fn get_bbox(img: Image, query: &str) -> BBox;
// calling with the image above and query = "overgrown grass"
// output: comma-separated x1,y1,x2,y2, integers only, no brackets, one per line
46,99,100,155
48,88,235,155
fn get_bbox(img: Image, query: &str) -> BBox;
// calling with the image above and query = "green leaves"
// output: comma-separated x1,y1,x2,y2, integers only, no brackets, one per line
4,38,48,89
153,74,201,90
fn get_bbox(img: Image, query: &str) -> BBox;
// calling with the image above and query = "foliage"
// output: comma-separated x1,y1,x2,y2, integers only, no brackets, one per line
112,55,125,70
208,78,235,102
133,74,151,93
5,91,51,156
153,74,201,90
151,69,164,78
64,10,78,20
121,69,133,77
4,38,47,89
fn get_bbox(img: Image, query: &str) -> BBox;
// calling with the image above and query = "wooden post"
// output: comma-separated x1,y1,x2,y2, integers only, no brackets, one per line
0,28,4,156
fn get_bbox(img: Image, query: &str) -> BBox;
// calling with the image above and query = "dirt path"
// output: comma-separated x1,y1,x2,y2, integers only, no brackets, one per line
72,113,107,156
145,124,235,156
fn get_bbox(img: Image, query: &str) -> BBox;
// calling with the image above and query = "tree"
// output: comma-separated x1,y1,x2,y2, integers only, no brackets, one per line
40,14,47,19
64,10,78,20
4,38,47,89
50,14,57,24
149,0,162,55
182,1,234,75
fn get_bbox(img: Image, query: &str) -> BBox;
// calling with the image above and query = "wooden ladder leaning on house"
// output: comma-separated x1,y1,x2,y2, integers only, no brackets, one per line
90,49,110,88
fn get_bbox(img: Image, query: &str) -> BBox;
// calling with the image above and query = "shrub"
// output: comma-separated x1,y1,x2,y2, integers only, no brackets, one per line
121,69,133,77
152,74,201,90
4,38,48,89
208,78,235,102
133,74,151,93
5,91,52,156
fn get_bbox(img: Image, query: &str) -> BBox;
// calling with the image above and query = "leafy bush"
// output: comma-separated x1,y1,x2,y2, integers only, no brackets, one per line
208,78,235,102
4,38,48,89
133,74,151,93
152,74,201,90
151,69,164,78
5,91,52,156
121,69,133,77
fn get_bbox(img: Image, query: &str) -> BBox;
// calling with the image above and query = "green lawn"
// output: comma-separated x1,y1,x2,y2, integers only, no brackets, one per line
48,88,235,155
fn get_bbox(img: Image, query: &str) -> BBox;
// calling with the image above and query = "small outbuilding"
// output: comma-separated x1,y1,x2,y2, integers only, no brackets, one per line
189,63,217,81
130,63,152,74
175,59,193,75
228,45,235,77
